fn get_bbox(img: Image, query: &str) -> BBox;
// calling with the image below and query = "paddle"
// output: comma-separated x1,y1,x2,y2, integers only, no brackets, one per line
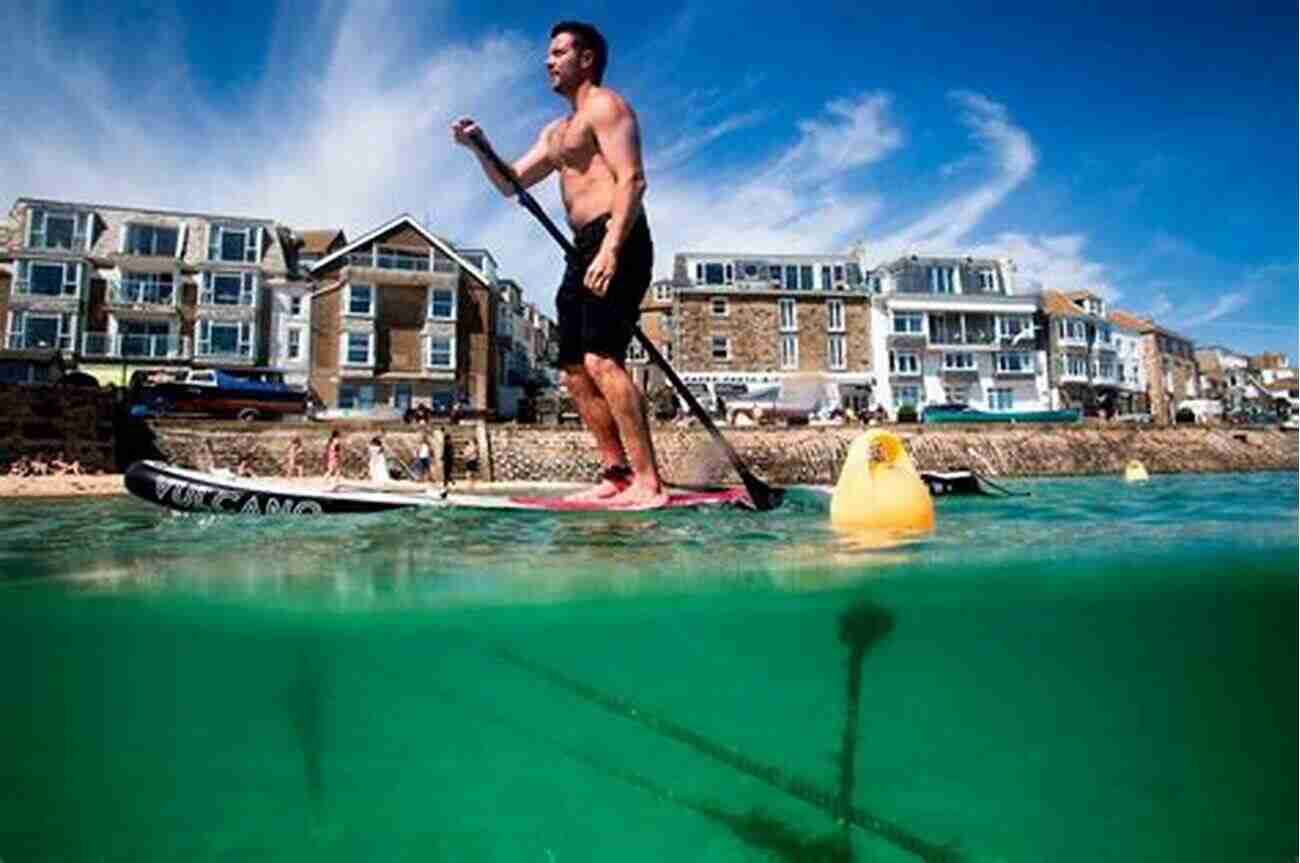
466,130,783,511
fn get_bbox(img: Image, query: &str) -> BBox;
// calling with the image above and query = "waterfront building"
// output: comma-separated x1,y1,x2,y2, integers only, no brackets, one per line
306,214,497,415
0,197,292,386
494,278,532,419
1107,310,1199,424
1039,289,1146,416
1196,345,1254,410
264,229,346,388
867,254,1048,418
660,251,874,411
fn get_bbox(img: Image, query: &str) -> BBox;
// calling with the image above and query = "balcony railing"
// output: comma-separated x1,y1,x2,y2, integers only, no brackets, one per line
929,331,996,346
109,280,176,307
82,333,190,359
6,332,74,351
195,341,254,360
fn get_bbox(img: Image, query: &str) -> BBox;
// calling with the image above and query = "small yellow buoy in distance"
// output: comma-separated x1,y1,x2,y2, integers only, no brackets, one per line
831,430,935,539
1123,459,1149,482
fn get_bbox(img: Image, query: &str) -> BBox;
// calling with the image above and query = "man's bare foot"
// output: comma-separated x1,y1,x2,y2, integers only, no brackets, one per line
563,465,633,501
605,479,670,510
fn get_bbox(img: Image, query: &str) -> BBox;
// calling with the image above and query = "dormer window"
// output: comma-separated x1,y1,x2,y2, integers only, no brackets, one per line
124,224,179,257
208,224,260,263
28,208,91,252
977,270,999,292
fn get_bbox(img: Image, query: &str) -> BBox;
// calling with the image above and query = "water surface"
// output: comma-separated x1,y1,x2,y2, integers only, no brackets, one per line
1,472,1295,861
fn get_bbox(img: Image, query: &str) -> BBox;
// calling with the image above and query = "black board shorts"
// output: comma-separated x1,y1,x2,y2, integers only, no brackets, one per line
555,212,653,367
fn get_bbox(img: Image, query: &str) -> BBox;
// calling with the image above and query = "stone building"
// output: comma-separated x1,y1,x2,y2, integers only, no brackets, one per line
1039,289,1146,415
306,214,496,415
663,251,874,411
868,254,1048,417
1108,310,1199,424
0,197,292,386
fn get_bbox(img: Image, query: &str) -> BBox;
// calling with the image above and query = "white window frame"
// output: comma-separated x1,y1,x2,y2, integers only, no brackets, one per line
929,266,955,294
286,326,303,361
977,270,999,292
340,331,376,367
346,282,375,318
711,296,729,318
653,284,673,302
197,319,253,358
16,260,82,298
995,352,1034,373
122,222,181,258
626,340,647,363
201,271,257,307
778,298,798,332
827,335,846,370
893,384,922,408
427,334,456,370
826,299,845,332
889,351,920,375
6,310,74,351
427,287,456,320
289,295,304,317
711,335,731,361
942,352,976,371
780,334,798,370
207,223,260,263
988,388,1014,411
892,311,924,334
116,270,176,306
27,208,90,252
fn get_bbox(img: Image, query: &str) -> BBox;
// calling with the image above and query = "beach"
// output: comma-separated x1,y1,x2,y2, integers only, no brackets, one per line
0,474,127,499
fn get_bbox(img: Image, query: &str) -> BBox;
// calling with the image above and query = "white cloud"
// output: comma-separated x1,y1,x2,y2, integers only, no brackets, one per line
1173,291,1248,327
866,90,1037,263
962,232,1116,299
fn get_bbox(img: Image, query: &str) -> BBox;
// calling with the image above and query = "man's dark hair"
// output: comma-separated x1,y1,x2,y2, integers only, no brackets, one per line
551,21,608,85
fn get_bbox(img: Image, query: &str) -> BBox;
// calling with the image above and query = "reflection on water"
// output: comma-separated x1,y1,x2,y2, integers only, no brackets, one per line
0,472,1296,861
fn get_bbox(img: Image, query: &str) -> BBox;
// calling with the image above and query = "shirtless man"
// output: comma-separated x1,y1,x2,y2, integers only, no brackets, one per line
452,21,666,509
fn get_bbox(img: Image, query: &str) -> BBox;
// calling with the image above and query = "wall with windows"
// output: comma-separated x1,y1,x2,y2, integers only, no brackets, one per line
670,290,871,377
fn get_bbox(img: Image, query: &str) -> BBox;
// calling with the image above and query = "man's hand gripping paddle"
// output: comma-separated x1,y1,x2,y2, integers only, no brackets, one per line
467,130,783,512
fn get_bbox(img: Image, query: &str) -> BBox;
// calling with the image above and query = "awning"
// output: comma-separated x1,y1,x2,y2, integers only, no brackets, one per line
77,364,133,387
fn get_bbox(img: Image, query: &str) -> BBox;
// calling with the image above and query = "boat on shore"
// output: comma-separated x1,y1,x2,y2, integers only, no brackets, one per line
921,403,1080,424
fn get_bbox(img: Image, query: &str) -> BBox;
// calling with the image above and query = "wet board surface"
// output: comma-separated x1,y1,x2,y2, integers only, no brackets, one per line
124,461,755,516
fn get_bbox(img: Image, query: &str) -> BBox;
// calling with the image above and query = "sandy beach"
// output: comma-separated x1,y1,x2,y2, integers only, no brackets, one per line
0,474,129,499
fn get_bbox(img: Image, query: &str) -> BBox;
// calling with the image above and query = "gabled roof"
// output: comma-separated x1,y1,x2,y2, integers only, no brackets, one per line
298,229,347,255
1108,309,1154,331
308,214,491,287
1040,289,1089,318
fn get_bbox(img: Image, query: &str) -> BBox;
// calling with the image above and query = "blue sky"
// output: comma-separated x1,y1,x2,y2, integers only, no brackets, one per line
2,0,1296,358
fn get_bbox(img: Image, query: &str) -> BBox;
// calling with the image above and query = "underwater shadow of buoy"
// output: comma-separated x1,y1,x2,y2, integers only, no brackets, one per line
831,431,934,549
836,602,896,842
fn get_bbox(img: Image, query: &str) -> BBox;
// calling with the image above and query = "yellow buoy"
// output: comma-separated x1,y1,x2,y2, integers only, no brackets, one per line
831,430,935,541
1123,459,1149,482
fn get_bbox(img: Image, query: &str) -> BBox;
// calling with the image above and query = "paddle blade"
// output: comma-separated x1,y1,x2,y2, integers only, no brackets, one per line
739,473,784,511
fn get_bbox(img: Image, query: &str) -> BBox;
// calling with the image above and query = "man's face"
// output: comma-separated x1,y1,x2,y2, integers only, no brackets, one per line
547,32,587,93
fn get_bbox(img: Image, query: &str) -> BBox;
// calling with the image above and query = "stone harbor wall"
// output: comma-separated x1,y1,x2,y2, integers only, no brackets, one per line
0,384,117,473
147,421,1299,485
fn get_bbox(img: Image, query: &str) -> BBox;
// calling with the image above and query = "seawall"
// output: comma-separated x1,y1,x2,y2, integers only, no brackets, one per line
147,422,1299,485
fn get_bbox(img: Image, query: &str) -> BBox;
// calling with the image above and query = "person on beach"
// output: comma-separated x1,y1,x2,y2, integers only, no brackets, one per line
452,21,666,509
324,430,341,479
285,436,304,478
368,436,389,483
416,436,433,482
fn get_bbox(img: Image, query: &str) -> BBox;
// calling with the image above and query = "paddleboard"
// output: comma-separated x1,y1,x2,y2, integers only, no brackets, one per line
124,461,755,516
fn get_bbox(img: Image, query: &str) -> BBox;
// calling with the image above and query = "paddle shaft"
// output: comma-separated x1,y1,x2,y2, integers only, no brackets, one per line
467,132,778,509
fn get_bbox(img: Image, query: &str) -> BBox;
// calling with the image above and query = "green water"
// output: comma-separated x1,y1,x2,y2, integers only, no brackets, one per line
0,473,1295,862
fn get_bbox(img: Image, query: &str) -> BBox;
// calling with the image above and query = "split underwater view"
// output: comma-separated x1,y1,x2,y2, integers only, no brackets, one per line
1,471,1296,862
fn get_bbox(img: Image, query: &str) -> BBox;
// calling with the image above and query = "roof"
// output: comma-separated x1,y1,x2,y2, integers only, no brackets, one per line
1107,309,1193,343
297,229,346,255
12,196,276,225
308,214,492,287
1040,289,1088,318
